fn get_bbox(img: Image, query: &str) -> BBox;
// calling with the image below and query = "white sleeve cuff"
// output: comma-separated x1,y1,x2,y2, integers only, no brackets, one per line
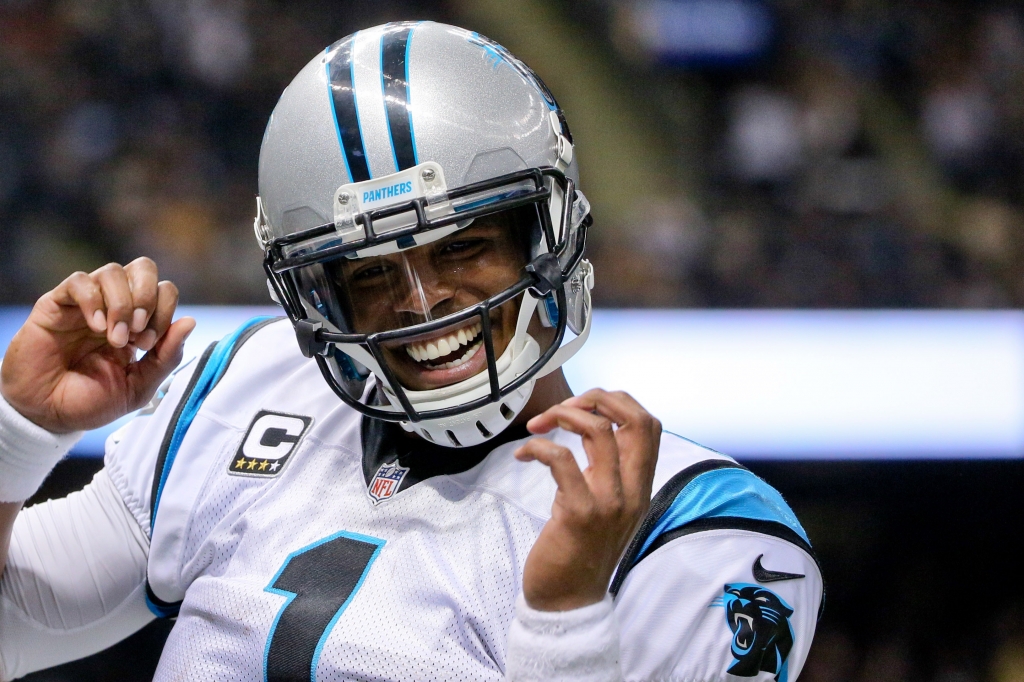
505,593,622,682
0,391,81,502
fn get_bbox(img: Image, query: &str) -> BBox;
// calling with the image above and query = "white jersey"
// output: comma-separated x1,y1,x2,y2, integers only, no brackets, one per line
4,317,823,681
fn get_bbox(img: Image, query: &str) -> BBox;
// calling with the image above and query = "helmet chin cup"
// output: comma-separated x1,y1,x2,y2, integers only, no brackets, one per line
365,293,544,447
391,335,541,448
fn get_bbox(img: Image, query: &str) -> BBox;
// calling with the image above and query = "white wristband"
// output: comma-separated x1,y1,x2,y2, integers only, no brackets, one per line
505,593,621,682
0,391,82,502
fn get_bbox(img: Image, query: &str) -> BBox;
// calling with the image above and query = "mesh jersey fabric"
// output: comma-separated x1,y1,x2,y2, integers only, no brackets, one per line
8,318,821,681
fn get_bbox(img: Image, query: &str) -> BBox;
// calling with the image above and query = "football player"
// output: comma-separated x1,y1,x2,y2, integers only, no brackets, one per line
0,22,822,681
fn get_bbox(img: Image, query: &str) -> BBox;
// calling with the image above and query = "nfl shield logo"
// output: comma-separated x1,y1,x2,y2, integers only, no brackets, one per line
368,460,410,505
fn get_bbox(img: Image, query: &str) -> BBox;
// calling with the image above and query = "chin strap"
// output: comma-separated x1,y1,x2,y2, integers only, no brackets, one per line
535,308,591,380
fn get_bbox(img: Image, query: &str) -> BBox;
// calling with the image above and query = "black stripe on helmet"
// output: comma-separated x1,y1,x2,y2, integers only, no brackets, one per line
326,37,371,182
381,23,418,171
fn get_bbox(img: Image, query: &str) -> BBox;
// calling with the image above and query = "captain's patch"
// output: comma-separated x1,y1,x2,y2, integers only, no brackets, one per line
368,460,409,504
228,411,313,478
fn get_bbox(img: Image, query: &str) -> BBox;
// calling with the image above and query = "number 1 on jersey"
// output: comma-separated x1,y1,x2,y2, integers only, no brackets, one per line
264,531,385,682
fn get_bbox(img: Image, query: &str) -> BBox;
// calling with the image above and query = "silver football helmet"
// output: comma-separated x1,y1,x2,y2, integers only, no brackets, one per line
256,22,594,447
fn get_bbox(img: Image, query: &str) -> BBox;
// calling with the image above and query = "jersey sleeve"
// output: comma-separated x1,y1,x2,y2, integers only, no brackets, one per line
0,469,153,681
101,351,203,538
611,458,823,682
0,334,214,679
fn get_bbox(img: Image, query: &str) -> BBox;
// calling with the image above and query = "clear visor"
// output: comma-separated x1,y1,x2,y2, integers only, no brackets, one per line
284,203,562,397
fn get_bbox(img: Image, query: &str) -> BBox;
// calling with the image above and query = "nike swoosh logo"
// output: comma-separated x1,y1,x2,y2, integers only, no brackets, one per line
752,554,805,583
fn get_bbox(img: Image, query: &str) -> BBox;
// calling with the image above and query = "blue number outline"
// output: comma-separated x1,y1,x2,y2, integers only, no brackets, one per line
263,530,385,682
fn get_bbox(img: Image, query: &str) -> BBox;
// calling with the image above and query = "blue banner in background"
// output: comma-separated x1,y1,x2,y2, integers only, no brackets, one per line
622,0,775,67
2,307,1023,459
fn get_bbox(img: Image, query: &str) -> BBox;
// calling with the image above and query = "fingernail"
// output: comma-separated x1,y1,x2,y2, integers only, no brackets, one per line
111,321,129,347
137,329,157,351
92,309,106,330
131,308,148,333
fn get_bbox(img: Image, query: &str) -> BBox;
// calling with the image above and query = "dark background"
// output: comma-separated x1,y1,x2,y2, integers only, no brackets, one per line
3,0,1024,679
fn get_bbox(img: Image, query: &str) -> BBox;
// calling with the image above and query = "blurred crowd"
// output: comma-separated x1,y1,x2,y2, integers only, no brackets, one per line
0,0,449,304
798,629,1024,682
2,1,1024,309
590,0,1024,308
801,627,1024,682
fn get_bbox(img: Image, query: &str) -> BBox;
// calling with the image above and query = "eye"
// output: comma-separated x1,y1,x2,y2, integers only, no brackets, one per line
350,261,392,283
755,597,768,602
438,237,487,255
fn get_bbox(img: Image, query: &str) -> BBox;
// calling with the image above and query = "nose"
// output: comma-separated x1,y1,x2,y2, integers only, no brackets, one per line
392,253,454,319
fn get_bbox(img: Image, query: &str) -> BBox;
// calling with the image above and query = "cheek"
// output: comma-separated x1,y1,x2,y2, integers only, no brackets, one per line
457,260,522,297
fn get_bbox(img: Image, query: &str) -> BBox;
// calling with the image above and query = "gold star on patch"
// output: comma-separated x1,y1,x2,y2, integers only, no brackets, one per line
258,460,269,471
247,459,258,470
235,457,247,469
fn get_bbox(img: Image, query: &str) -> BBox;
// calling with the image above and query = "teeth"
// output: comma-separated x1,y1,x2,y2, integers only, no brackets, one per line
440,341,482,369
404,321,484,366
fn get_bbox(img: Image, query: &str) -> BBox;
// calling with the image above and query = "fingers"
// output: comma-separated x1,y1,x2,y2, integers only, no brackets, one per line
569,389,661,497
93,263,138,347
515,438,590,502
124,257,159,333
37,259,180,358
545,389,661,459
526,403,621,481
127,316,196,409
562,389,654,432
45,259,167,349
526,388,661,511
136,280,179,352
50,272,107,334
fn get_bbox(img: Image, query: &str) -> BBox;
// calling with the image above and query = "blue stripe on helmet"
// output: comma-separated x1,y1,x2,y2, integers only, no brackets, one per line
326,36,371,182
380,23,419,171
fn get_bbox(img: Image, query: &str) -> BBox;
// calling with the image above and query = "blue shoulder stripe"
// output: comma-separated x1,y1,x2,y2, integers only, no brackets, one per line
144,316,276,618
609,459,814,596
149,316,276,533
638,466,809,559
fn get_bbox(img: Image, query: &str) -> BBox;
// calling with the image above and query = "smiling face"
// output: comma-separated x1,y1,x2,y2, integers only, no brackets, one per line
330,207,538,391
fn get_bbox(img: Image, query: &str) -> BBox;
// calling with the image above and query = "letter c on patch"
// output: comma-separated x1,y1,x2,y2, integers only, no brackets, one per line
242,412,312,460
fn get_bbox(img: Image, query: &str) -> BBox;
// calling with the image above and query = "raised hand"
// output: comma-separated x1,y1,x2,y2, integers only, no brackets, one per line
514,389,661,611
0,258,195,434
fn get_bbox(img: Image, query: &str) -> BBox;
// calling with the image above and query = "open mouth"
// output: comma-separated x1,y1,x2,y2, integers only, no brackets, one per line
732,613,754,650
404,320,483,370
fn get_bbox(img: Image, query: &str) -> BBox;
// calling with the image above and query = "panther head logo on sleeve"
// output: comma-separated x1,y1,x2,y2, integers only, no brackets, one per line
711,583,795,682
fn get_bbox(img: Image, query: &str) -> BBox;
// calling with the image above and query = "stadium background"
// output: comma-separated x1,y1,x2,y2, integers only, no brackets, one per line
2,0,1023,679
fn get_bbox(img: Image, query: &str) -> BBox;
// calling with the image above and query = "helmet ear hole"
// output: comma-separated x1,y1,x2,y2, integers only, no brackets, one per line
499,403,515,421
476,421,492,438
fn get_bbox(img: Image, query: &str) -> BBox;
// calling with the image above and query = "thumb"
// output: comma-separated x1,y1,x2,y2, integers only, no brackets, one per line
127,317,196,408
